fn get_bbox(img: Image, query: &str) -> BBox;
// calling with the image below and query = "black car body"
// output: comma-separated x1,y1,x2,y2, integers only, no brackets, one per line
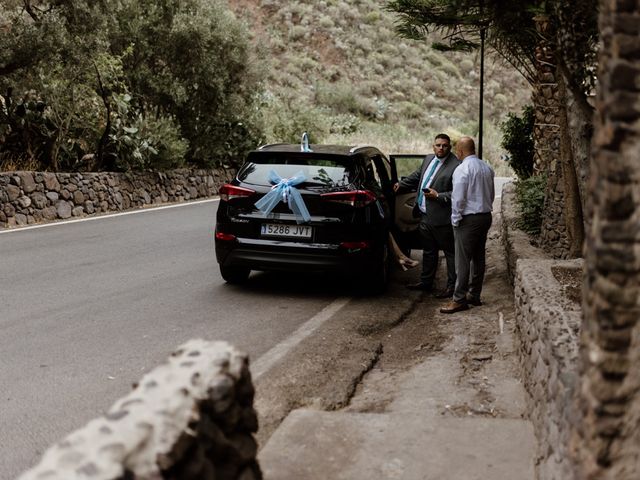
215,143,408,292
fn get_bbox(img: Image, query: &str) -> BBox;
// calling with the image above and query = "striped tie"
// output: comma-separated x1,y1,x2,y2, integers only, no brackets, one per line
416,158,440,211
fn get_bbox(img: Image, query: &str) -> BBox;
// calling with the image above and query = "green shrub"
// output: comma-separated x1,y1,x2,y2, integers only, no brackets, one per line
501,105,534,180
364,11,381,24
110,109,188,171
261,96,330,144
329,114,360,135
397,101,424,120
315,81,359,114
515,174,546,236
318,15,334,29
288,25,307,41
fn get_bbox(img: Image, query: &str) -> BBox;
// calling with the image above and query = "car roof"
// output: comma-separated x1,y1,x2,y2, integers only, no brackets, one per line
254,143,386,158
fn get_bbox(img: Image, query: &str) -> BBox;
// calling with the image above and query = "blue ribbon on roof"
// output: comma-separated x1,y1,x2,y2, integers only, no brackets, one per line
255,170,311,224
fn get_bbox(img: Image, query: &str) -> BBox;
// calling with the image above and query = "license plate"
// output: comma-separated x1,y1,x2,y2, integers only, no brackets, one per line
261,223,312,239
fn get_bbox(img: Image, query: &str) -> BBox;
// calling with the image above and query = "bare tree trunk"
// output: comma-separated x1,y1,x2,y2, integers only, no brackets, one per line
575,1,640,478
533,14,572,258
557,73,585,258
94,63,111,171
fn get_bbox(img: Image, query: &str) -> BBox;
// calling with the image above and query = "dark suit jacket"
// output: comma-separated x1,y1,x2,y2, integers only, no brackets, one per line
398,153,461,226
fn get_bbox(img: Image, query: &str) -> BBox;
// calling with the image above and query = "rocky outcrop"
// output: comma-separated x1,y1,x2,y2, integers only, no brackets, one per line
19,340,261,480
0,169,234,228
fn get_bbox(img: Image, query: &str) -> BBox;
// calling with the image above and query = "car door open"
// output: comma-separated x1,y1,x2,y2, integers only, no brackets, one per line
390,154,428,253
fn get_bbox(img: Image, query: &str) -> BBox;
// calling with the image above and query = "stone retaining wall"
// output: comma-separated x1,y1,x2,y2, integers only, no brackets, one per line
19,339,261,480
501,181,583,479
0,168,235,228
514,259,582,480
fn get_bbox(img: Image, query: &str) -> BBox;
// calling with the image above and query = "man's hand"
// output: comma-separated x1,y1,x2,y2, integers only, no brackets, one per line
393,182,400,192
423,188,438,199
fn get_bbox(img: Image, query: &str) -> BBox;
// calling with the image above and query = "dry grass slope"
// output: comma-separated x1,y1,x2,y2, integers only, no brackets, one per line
230,0,531,175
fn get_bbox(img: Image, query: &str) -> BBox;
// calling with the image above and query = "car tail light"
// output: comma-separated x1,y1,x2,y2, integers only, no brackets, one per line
321,190,377,207
340,240,371,250
215,232,237,241
219,184,255,201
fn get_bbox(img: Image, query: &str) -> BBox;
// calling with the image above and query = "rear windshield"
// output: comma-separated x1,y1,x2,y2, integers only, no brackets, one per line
238,154,355,188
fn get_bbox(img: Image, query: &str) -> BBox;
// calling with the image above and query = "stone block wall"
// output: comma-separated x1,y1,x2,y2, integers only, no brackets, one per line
0,168,234,228
502,180,583,479
19,339,261,480
514,259,582,480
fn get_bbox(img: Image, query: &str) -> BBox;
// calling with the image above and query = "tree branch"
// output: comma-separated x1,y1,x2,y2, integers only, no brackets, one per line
23,0,41,22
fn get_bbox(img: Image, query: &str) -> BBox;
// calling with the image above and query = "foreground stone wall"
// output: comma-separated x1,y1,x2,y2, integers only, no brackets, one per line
502,181,582,479
514,259,582,480
0,168,234,228
19,339,260,480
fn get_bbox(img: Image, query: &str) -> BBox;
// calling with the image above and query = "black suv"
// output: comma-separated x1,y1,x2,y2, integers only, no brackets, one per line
214,141,421,293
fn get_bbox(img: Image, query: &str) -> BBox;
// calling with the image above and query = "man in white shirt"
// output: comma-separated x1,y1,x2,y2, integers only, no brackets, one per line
440,136,495,314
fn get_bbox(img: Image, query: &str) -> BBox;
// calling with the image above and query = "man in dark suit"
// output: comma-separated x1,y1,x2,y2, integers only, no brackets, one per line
394,133,461,296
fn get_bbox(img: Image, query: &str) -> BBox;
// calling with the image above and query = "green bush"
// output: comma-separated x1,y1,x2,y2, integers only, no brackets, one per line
261,96,330,144
501,105,534,180
109,107,188,171
329,114,360,135
0,0,264,172
515,175,546,236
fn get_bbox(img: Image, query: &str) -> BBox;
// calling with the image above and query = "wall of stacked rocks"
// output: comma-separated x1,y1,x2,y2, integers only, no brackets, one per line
18,339,261,480
577,1,640,478
502,182,582,480
513,259,582,480
0,168,234,228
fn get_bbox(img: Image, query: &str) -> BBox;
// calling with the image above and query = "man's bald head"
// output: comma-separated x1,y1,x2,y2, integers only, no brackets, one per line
456,136,476,160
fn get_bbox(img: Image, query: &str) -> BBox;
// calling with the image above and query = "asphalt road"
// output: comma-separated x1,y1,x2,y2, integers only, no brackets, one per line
0,177,513,478
0,200,344,479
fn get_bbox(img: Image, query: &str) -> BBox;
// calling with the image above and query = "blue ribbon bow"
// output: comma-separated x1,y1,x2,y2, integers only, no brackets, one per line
255,170,311,224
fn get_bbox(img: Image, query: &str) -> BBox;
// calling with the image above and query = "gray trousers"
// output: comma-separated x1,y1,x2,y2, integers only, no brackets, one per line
453,213,492,303
418,220,456,290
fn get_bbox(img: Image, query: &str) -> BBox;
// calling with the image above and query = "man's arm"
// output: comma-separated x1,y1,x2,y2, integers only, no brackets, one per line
395,167,421,193
450,167,468,227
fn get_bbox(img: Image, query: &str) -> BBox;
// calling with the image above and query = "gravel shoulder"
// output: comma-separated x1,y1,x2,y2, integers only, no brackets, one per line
254,206,526,450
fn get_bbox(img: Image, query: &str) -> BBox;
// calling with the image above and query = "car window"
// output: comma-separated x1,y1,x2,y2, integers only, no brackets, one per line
239,154,354,187
371,155,391,186
392,155,426,180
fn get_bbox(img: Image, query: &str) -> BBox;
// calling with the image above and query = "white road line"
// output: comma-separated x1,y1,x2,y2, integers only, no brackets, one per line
0,198,219,234
251,297,352,380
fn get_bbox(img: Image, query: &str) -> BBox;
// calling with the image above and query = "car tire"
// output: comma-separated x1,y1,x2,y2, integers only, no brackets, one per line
220,265,250,284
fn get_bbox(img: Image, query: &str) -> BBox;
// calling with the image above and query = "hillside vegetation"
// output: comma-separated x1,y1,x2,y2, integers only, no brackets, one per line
231,0,531,174
0,0,530,174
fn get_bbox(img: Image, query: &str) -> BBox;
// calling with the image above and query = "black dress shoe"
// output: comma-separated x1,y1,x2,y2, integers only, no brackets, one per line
406,282,432,291
466,296,483,306
434,288,454,299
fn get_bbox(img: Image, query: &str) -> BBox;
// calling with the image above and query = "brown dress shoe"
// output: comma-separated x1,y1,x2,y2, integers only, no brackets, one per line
440,300,470,314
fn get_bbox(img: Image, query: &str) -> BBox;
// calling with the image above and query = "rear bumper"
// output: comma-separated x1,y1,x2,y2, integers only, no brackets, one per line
216,238,379,274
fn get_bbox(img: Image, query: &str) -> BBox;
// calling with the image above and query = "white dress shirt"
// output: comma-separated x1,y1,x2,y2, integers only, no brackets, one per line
451,154,495,227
